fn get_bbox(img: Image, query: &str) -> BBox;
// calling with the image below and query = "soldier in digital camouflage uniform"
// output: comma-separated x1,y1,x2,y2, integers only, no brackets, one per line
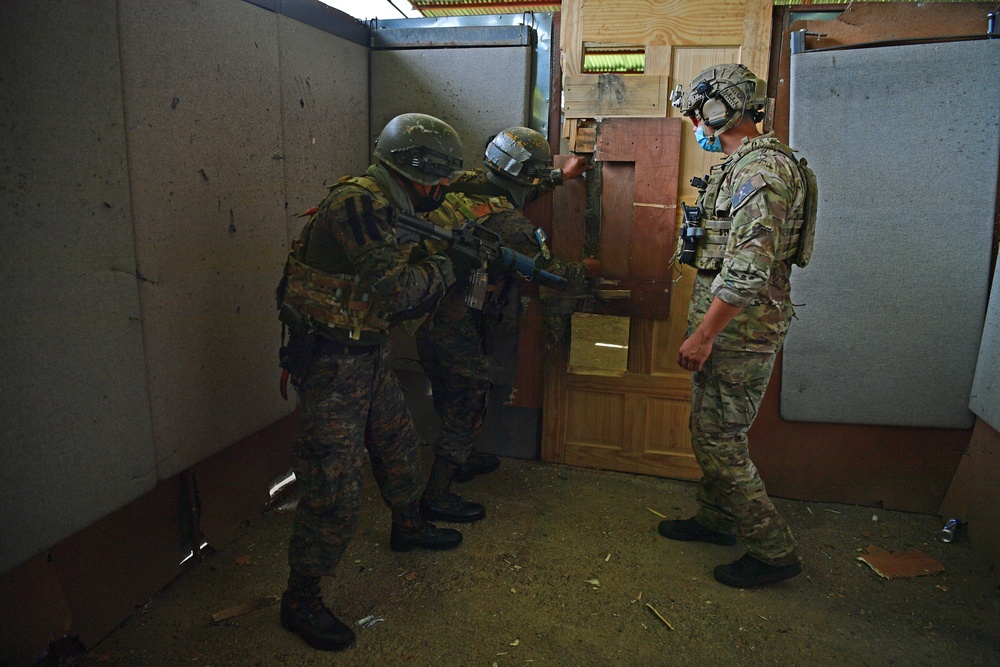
275,113,482,651
658,64,818,588
414,126,597,525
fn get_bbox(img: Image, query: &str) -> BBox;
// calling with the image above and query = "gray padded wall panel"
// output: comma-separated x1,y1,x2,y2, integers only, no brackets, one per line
278,16,370,242
370,47,531,171
117,0,291,479
782,40,999,428
0,1,156,572
970,258,1000,430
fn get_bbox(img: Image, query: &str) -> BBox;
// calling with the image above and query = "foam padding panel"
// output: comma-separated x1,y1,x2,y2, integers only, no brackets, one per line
970,258,1000,431
117,2,371,479
782,39,999,428
370,46,532,170
0,1,157,573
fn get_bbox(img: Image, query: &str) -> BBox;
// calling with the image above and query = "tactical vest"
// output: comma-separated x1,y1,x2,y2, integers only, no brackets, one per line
277,175,393,339
690,137,817,271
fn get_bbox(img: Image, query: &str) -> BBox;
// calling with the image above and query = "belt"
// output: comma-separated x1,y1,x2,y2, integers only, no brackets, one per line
316,337,379,356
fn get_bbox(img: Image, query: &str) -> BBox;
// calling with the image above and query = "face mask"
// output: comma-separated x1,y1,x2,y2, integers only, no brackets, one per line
695,125,723,153
413,184,446,212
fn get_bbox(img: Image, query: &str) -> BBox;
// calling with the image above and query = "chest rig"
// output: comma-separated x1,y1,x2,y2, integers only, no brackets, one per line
276,175,393,339
681,136,815,271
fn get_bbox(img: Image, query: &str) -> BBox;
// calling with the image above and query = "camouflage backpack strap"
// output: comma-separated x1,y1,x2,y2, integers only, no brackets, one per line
790,155,818,267
755,139,818,267
728,137,815,266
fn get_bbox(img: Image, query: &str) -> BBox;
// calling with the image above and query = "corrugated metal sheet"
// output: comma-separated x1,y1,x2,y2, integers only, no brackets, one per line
409,1,560,16
775,0,973,4
582,52,645,73
412,0,973,12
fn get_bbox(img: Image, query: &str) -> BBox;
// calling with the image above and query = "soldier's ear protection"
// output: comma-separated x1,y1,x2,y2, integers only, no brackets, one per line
695,81,732,129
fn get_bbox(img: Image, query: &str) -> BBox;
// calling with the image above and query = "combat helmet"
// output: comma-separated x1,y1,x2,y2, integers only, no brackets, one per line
483,126,554,208
670,63,766,136
374,113,464,186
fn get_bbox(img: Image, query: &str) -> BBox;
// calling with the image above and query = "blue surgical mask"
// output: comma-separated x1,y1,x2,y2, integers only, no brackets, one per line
695,125,723,153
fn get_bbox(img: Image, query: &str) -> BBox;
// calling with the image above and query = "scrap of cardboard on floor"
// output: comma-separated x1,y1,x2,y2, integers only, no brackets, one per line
858,546,944,579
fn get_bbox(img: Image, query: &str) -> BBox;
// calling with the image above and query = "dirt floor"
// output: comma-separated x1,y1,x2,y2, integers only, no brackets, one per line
87,450,999,666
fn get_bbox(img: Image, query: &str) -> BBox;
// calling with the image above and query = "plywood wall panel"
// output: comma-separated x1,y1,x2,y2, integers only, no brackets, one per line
740,0,773,78
581,0,746,46
564,74,668,118
550,154,588,260
596,163,635,278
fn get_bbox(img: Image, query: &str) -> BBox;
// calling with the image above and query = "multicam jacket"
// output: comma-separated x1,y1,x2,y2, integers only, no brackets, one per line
688,133,810,353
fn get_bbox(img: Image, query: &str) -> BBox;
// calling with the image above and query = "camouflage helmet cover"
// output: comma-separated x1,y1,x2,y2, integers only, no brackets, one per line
373,112,464,186
483,126,554,187
670,63,766,129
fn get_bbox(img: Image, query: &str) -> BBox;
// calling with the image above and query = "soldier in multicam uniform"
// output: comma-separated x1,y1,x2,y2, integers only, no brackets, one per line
658,64,818,588
414,126,597,525
275,113,481,651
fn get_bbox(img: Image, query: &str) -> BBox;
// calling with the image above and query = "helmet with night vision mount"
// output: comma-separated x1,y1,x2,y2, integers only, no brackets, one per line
374,113,464,186
670,63,767,137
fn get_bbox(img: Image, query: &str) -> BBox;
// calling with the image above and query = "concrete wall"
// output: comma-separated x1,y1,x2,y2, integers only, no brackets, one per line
0,0,369,575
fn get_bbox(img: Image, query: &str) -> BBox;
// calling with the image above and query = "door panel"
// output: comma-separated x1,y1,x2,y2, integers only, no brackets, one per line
544,0,754,479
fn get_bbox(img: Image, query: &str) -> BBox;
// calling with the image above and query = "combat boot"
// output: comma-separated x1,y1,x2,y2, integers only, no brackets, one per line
419,456,486,523
658,517,737,546
280,573,355,651
453,449,501,482
713,552,802,588
389,509,463,552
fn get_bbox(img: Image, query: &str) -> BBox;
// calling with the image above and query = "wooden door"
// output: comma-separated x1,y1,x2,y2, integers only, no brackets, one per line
541,0,772,479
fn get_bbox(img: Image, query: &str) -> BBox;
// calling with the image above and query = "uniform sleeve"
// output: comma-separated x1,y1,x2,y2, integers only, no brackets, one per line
711,156,797,308
320,188,457,315
495,210,590,290
535,168,564,195
537,256,590,290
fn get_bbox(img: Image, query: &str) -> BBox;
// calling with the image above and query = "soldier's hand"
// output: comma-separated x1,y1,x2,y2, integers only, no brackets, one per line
677,331,714,372
562,155,593,181
443,246,480,283
582,257,601,279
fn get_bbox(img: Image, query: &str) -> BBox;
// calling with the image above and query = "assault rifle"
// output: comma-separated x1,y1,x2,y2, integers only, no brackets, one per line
395,211,568,310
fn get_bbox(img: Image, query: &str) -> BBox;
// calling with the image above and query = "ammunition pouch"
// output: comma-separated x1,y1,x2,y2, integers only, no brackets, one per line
280,255,391,339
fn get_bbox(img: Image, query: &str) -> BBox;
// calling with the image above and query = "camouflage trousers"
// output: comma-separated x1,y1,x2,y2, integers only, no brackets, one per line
415,302,491,467
287,341,423,577
690,350,798,565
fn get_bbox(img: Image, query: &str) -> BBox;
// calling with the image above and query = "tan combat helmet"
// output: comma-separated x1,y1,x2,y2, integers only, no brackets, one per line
670,63,767,137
